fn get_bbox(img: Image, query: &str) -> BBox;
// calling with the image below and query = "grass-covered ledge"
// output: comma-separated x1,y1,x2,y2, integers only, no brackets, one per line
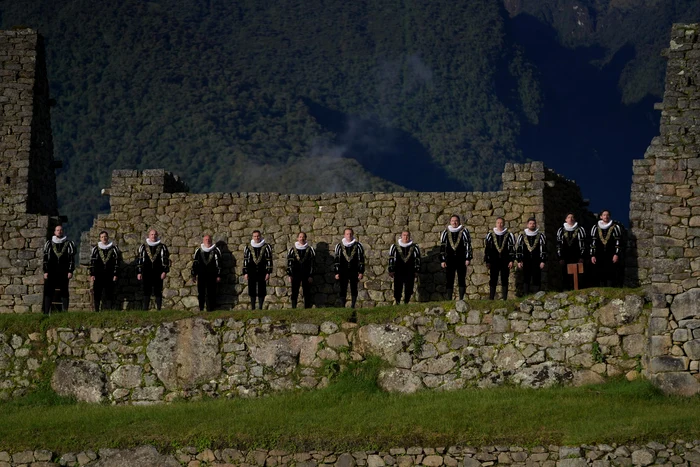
0,362,698,454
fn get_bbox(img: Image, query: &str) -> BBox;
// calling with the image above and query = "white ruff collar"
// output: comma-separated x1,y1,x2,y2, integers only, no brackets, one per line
146,238,161,247
200,244,215,252
398,239,413,247
52,236,68,244
251,238,265,248
295,242,309,250
563,222,578,232
598,220,613,229
493,227,507,235
98,242,113,250
525,229,539,237
342,238,357,247
447,225,463,233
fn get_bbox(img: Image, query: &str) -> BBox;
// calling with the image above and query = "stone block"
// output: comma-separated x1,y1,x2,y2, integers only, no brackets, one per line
649,356,689,373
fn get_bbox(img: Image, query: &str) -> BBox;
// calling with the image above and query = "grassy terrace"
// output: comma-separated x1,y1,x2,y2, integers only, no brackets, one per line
3,288,697,454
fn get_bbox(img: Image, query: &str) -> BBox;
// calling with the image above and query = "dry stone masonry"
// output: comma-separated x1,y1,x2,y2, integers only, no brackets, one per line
2,442,700,467
628,24,700,396
0,29,60,314
69,163,590,311
0,290,647,404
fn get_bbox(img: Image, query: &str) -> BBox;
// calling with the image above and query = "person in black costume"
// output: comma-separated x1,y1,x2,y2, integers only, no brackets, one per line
43,225,76,314
89,230,120,311
516,217,547,295
388,230,421,304
191,234,222,311
243,230,273,310
590,210,623,287
484,217,515,300
556,213,587,290
440,215,473,300
334,228,365,308
137,229,170,310
287,232,316,309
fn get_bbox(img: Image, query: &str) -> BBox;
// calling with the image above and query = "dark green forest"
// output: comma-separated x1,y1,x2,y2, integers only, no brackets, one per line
1,0,700,234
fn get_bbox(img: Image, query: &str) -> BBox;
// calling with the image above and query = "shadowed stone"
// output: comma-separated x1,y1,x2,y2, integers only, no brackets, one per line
146,318,222,391
511,362,573,388
651,372,700,396
378,368,423,393
670,288,700,322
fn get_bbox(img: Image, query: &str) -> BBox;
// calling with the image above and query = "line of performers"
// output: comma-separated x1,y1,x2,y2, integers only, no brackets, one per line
40,209,624,313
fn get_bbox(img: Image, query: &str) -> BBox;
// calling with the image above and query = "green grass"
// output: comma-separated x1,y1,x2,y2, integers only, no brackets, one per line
1,360,698,454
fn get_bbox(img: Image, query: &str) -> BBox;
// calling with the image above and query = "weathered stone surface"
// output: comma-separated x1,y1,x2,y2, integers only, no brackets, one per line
622,335,646,357
572,370,605,387
561,324,597,346
146,318,222,391
86,445,179,467
631,449,655,466
511,363,573,388
111,365,142,389
246,333,304,376
378,368,423,394
51,359,106,403
651,372,700,396
412,352,459,375
494,345,525,371
670,288,700,322
683,339,700,359
355,324,413,364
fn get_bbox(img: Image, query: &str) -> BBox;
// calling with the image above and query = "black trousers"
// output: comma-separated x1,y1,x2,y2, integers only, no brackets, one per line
522,259,541,292
338,273,359,307
291,275,312,308
393,271,415,304
93,276,115,311
489,260,510,299
594,253,619,287
142,273,164,310
248,271,267,298
43,272,69,314
445,260,467,298
197,275,218,311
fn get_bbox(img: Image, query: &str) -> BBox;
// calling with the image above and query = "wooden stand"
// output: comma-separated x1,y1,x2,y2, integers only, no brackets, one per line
567,263,584,290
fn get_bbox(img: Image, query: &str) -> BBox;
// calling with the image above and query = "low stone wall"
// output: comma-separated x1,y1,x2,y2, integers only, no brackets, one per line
2,441,700,467
0,291,649,404
68,162,591,311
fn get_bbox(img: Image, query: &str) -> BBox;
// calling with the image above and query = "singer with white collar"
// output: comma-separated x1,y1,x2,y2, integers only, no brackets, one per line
334,228,365,308
440,214,473,300
42,225,76,314
191,235,222,311
243,230,273,310
137,229,170,310
287,232,316,309
484,217,515,300
516,217,547,295
590,209,622,287
556,213,587,290
388,230,421,304
89,230,121,311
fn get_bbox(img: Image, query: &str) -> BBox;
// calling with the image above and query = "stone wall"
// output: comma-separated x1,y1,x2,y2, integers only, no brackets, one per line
0,290,647,404
2,441,700,467
0,29,60,314
627,23,700,396
68,163,591,311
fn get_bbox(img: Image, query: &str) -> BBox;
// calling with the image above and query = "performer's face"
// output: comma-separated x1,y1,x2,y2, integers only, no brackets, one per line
450,217,460,228
100,232,109,244
495,218,504,231
566,214,576,225
54,226,63,237
203,235,213,247
401,231,411,243
527,220,537,231
600,211,611,223
149,230,159,242
252,232,262,243
344,230,353,241
297,233,307,244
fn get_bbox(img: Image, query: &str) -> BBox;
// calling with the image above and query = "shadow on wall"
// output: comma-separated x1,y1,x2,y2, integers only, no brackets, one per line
303,98,466,192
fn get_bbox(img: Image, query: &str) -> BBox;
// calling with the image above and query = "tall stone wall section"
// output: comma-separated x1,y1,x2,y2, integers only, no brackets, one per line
69,163,591,311
0,29,59,314
628,24,700,396
0,290,647,404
